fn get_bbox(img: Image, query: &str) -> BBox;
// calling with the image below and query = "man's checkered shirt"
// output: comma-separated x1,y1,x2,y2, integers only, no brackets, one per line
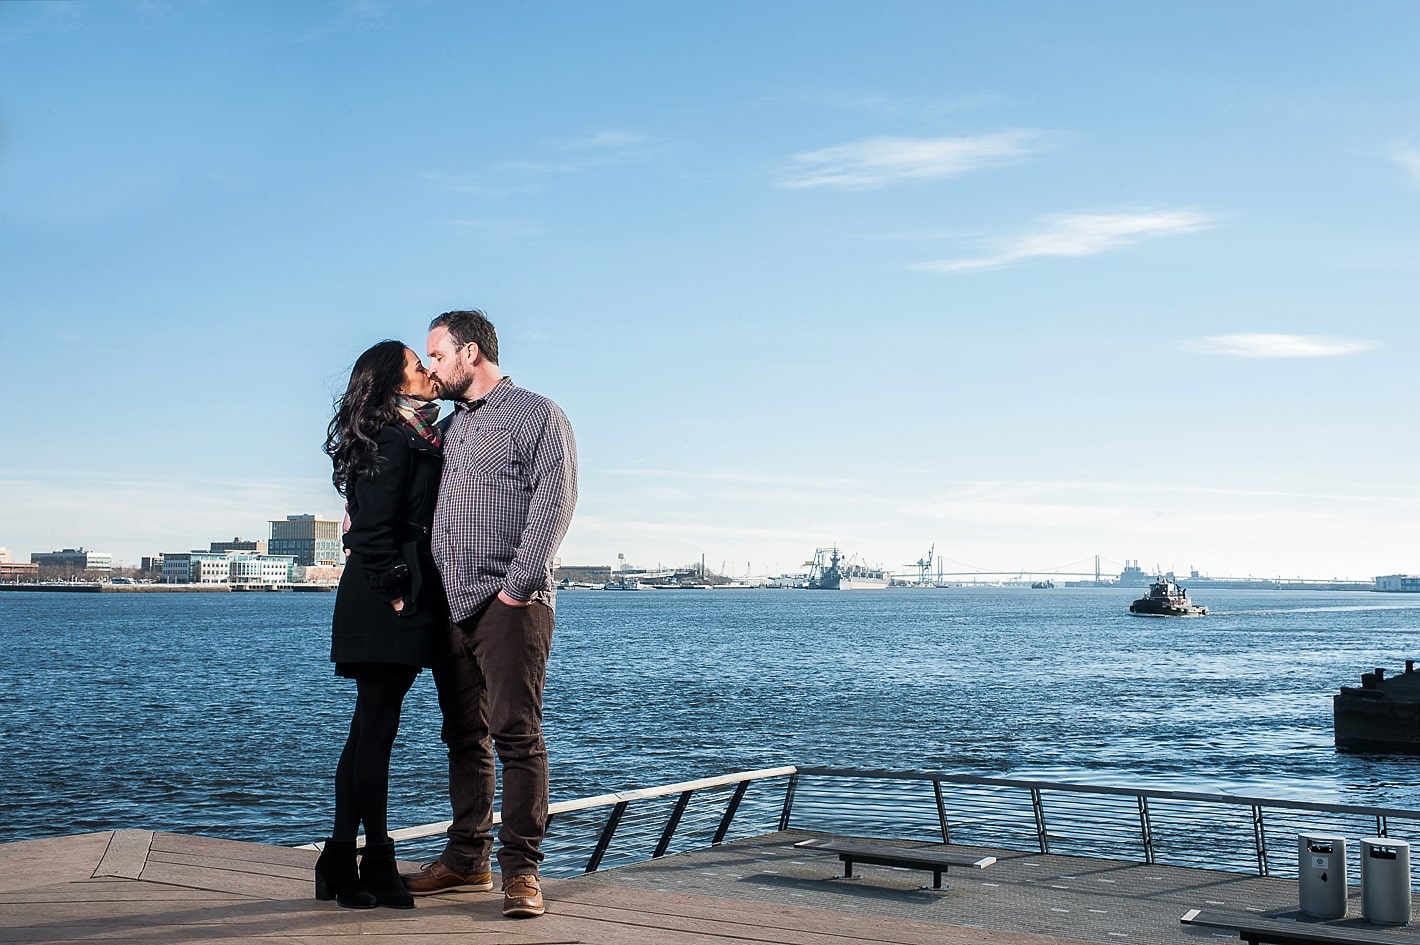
433,377,578,622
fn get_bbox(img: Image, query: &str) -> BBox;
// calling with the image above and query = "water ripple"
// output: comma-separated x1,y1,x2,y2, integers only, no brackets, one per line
2,586,1418,845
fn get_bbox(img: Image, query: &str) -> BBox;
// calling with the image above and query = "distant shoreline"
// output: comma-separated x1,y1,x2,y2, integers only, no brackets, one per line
0,583,335,594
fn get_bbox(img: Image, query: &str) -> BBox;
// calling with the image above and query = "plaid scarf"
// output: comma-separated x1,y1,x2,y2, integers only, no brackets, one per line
394,395,442,447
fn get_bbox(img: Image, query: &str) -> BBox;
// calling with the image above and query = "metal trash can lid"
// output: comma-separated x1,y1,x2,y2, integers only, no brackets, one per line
1360,837,1410,848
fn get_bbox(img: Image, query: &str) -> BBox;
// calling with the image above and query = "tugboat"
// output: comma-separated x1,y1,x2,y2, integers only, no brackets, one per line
1334,661,1420,753
1128,576,1208,616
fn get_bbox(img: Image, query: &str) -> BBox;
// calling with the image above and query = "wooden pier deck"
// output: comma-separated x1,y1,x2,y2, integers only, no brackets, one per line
4,828,1419,945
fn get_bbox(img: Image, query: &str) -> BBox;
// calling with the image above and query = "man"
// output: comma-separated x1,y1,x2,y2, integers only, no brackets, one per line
403,309,577,919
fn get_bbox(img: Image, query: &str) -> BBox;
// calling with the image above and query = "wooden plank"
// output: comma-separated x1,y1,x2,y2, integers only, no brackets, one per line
0,898,540,945
149,832,315,868
93,830,153,880
0,886,249,907
553,878,1092,945
147,847,310,882
0,833,113,893
135,857,309,900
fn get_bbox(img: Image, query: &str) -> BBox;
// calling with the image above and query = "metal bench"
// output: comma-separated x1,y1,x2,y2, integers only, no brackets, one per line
1180,909,1415,945
793,836,995,889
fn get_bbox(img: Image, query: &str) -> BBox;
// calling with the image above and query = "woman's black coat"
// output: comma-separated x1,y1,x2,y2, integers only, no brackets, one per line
331,423,445,670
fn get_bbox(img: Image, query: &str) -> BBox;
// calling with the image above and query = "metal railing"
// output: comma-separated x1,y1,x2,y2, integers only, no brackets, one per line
378,765,1420,884
386,766,797,874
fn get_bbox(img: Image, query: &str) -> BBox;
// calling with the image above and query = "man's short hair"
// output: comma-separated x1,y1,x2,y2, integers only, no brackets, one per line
430,309,500,365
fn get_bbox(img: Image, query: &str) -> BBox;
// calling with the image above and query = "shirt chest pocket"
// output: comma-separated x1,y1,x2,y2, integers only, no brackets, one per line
463,423,515,477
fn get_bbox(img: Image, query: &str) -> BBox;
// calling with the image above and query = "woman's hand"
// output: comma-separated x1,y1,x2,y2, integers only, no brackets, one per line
390,598,405,613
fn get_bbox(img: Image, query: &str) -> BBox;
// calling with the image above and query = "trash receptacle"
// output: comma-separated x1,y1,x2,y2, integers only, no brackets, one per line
1298,833,1348,918
1361,838,1412,926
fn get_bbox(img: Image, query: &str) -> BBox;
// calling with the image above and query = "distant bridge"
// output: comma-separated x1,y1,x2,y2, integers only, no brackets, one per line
925,571,1100,579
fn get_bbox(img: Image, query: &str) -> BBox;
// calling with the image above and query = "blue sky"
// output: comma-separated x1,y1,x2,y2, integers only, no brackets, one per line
3,1,1418,580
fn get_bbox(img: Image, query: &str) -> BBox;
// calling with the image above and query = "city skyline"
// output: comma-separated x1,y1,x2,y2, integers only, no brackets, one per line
0,528,1397,584
3,3,1419,581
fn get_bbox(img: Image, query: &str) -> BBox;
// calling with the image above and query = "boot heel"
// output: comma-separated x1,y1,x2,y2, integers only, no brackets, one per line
360,840,415,909
314,838,378,909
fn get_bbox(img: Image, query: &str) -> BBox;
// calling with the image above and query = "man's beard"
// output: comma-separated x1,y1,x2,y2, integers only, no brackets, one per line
434,368,473,401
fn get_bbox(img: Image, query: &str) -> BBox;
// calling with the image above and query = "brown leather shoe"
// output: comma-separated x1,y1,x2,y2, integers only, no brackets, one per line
502,874,544,917
400,860,494,895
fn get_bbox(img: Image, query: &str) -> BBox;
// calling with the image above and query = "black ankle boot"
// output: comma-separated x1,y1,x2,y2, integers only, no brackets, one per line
360,839,414,909
315,838,377,909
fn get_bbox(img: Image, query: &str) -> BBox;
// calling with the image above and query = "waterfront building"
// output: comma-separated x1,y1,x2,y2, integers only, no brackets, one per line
268,514,342,567
299,564,345,585
1116,560,1151,586
138,555,164,581
0,548,9,563
227,554,297,586
163,552,232,585
30,548,113,573
1376,574,1420,593
163,551,298,585
210,537,267,555
0,561,39,582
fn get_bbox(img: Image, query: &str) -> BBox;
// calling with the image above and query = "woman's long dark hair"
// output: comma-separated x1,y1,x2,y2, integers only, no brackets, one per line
325,340,409,497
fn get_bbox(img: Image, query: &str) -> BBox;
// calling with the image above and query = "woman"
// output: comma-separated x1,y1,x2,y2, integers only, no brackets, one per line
315,340,445,909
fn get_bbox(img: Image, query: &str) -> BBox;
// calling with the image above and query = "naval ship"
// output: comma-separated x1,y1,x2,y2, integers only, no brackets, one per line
807,547,890,590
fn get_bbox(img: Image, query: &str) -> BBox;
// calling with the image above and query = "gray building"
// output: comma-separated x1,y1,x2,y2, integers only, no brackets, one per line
31,548,112,573
210,537,267,555
269,514,342,567
1376,575,1420,593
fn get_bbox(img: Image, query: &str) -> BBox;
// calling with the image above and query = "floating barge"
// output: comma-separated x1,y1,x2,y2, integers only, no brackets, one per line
1334,660,1420,753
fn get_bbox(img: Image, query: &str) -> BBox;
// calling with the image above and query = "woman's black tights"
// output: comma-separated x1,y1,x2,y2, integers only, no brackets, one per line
332,666,418,843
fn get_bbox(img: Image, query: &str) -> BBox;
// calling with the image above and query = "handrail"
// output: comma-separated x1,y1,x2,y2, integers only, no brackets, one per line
795,766,1420,820
350,765,1420,883
384,765,798,850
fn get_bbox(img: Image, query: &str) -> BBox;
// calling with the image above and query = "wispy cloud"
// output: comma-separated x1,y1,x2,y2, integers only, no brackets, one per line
1388,144,1420,188
422,129,663,194
609,468,870,491
772,89,1005,120
557,130,652,151
913,208,1215,273
780,131,1051,190
437,218,548,238
1183,333,1377,359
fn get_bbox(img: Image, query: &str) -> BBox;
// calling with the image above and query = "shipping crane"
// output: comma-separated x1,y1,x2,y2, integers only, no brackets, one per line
910,545,935,586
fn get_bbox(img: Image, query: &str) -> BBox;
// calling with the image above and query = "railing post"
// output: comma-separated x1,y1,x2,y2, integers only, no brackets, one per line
1260,801,1272,875
779,772,798,831
1379,814,1388,838
1031,788,1049,854
934,779,950,844
654,790,694,858
1137,795,1154,864
584,800,628,873
713,780,750,845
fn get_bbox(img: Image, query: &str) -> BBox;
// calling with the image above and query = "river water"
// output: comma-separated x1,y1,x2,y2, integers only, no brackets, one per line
3,586,1420,847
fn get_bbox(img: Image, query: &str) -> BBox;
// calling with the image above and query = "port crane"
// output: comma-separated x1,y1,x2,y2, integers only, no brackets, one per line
909,545,935,586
